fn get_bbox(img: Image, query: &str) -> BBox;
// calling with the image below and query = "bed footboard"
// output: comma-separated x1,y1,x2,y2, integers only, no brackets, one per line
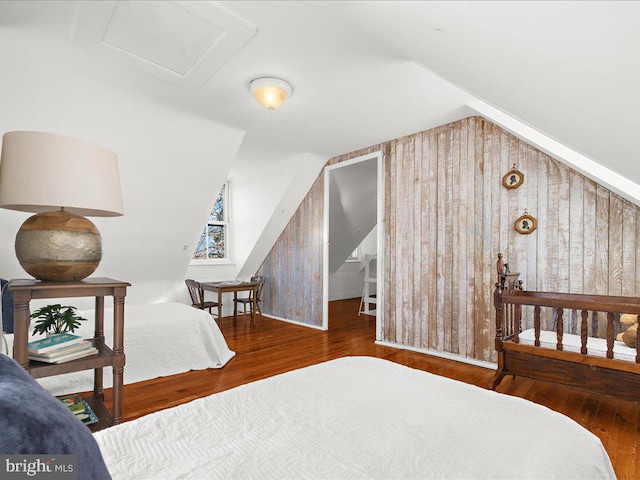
492,254,640,401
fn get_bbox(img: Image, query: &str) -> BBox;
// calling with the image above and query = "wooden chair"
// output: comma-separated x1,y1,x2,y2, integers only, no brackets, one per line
185,279,219,318
233,276,265,323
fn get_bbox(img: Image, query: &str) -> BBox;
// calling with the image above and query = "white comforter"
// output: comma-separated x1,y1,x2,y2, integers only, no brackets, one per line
94,356,615,480
7,303,235,395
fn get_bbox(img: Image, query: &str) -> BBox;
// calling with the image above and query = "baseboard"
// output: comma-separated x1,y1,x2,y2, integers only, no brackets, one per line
263,314,326,331
375,340,497,370
328,294,362,301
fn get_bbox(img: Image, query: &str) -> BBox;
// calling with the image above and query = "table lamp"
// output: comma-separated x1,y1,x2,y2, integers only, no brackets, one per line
0,131,123,282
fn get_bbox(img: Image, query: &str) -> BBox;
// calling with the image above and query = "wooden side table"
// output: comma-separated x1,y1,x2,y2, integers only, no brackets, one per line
9,277,130,431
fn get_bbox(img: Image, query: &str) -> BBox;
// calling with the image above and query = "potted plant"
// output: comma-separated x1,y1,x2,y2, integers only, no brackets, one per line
30,304,87,336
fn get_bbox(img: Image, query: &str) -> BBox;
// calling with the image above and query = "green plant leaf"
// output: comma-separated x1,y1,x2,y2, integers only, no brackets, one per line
30,304,87,336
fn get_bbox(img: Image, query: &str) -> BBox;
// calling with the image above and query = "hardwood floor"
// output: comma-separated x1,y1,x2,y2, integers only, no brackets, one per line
105,298,638,479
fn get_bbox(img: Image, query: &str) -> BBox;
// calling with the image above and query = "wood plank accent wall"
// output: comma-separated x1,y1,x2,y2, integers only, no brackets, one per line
257,145,382,325
258,116,640,363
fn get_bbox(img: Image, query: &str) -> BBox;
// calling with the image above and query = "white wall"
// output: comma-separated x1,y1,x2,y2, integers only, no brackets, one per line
0,27,245,307
328,262,363,301
236,152,328,279
179,152,327,314
328,226,377,301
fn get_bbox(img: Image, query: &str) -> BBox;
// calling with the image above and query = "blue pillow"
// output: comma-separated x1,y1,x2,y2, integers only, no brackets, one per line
1,279,14,334
0,353,112,479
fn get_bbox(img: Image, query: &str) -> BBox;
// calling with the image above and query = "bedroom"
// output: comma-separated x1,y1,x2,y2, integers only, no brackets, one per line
0,1,639,479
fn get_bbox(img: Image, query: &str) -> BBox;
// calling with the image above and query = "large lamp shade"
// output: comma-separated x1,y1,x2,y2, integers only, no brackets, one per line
0,131,123,281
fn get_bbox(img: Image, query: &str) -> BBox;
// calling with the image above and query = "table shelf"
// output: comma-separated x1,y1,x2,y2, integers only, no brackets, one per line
28,342,114,378
83,394,113,432
10,277,130,431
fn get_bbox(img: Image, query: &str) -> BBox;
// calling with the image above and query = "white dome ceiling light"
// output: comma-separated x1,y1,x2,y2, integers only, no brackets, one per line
249,77,293,110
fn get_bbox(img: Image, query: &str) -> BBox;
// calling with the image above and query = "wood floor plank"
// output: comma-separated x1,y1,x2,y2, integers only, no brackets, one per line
92,298,636,478
608,399,639,480
590,397,618,449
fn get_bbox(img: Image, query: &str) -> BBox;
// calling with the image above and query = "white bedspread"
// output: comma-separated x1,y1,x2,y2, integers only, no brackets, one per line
519,328,637,361
6,303,234,395
94,356,615,480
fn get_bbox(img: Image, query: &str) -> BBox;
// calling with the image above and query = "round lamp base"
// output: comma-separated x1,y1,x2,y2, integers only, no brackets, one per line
15,211,103,282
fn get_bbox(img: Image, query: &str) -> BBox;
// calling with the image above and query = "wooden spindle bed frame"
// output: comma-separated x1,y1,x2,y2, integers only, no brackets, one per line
492,253,640,401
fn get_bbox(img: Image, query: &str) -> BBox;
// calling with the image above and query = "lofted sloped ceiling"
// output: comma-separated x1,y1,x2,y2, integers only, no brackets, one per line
0,1,637,182
0,1,638,304
336,0,640,197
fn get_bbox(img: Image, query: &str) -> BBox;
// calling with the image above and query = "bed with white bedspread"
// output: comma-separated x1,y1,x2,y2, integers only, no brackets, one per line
94,356,615,479
6,302,234,395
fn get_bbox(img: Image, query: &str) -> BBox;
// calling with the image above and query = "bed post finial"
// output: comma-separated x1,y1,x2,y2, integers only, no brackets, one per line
497,253,511,291
497,253,505,287
496,253,521,293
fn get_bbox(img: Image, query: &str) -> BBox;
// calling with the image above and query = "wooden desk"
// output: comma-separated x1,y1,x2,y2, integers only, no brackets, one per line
10,277,130,431
201,281,259,325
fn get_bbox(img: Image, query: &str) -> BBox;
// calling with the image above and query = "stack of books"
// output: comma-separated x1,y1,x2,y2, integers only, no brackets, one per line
58,394,98,426
28,333,98,364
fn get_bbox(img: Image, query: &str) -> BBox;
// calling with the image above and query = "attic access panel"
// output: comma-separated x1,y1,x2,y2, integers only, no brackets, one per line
74,0,257,88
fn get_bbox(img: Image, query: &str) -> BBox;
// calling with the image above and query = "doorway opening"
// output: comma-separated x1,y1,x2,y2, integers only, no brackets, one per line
322,151,383,340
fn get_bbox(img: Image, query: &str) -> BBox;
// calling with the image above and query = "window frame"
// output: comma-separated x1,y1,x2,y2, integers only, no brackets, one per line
345,247,360,263
190,182,233,266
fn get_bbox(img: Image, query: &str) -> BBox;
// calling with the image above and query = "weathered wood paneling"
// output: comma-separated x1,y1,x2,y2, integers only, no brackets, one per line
258,117,640,363
384,141,396,341
425,129,438,350
622,200,637,297
257,145,382,326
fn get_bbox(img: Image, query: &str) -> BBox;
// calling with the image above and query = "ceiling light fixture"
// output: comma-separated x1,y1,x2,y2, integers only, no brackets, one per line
249,77,292,110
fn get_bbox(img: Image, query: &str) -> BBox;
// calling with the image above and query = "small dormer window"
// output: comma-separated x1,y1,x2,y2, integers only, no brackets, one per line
346,248,359,262
192,183,230,263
